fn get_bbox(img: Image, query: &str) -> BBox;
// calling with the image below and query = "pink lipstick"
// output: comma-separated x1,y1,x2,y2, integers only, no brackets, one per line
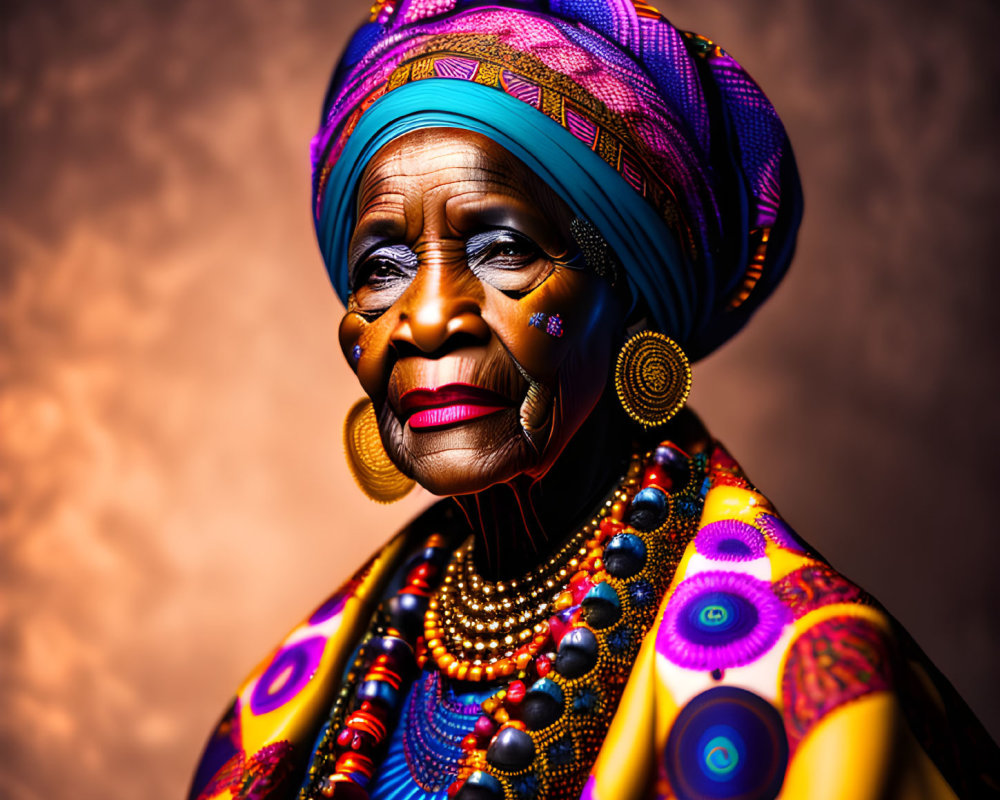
400,384,512,430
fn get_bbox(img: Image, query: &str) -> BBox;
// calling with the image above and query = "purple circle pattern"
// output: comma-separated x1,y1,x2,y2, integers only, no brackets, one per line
755,513,806,554
308,589,349,625
695,520,766,561
250,636,327,716
658,572,789,671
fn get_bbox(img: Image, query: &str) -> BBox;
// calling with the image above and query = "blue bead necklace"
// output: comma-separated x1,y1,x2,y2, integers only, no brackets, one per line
370,670,494,799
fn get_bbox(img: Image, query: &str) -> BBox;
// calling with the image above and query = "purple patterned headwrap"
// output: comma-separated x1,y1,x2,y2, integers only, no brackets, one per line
312,0,802,360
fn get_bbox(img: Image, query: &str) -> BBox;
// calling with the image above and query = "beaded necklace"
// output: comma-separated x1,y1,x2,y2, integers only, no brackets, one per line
402,672,485,790
300,442,707,800
370,670,493,799
425,476,628,683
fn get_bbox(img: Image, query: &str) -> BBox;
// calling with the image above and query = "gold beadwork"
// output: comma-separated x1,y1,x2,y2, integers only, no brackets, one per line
424,458,640,680
343,397,415,503
614,331,692,428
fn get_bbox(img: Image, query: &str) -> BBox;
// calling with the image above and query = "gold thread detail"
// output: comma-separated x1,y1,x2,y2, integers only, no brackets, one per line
614,331,692,428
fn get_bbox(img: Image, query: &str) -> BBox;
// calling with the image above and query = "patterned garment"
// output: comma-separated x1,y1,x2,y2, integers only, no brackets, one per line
188,4,998,798
188,442,1000,800
311,0,804,360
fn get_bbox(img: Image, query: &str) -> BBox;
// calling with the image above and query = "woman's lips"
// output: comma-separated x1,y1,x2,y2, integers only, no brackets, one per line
399,383,513,430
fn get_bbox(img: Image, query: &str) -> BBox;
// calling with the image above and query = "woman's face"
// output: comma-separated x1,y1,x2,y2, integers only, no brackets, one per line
339,128,624,495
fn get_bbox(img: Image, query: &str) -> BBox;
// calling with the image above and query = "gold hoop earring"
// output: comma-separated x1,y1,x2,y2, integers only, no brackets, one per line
614,331,692,428
343,398,414,503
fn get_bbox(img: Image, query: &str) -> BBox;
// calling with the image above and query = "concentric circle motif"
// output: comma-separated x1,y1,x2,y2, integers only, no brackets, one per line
658,572,788,671
250,636,327,716
754,512,806,554
695,520,766,562
665,686,789,800
614,331,692,427
344,398,415,503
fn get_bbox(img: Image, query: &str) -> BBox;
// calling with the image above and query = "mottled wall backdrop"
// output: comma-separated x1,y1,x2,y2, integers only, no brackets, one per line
2,1,998,797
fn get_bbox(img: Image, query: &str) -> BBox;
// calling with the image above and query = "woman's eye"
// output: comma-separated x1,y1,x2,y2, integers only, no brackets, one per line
351,244,417,312
368,258,405,280
468,231,538,264
466,230,552,294
491,239,532,259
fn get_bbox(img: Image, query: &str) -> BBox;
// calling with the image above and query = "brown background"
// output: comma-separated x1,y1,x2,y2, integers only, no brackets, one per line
2,1,998,797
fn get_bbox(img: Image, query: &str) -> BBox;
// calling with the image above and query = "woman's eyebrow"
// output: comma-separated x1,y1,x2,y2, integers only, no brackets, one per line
445,194,552,243
348,216,407,266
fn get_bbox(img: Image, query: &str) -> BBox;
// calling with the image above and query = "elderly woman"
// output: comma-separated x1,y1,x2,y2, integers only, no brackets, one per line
189,2,997,799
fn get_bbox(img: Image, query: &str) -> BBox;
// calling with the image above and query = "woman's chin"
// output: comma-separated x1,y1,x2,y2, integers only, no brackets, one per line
390,409,534,496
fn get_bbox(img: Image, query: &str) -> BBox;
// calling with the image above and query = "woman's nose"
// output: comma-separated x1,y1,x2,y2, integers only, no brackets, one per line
391,265,490,356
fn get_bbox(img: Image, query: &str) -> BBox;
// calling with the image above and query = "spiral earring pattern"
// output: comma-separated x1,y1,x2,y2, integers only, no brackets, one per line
614,331,692,428
343,398,415,503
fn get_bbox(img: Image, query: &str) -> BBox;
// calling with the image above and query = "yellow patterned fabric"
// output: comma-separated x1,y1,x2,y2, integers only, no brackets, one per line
587,477,975,800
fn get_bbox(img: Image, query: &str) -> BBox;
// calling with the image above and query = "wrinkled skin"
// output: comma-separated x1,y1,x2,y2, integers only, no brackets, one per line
339,128,625,499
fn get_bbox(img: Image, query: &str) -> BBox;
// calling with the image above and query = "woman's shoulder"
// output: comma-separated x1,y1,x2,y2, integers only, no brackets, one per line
618,443,998,799
651,449,893,724
186,500,458,800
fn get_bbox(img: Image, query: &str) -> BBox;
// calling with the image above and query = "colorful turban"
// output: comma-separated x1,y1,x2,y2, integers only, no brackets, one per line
312,0,803,360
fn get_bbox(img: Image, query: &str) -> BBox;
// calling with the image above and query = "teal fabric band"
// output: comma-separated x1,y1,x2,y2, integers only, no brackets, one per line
315,78,692,340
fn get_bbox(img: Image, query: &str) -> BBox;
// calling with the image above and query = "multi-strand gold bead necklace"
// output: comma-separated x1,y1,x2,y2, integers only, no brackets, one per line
423,459,642,682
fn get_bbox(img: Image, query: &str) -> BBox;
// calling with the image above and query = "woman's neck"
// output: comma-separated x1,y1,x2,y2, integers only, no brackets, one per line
452,392,634,581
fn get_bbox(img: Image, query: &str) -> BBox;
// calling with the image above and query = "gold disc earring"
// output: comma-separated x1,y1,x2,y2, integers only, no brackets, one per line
343,398,415,503
614,331,693,428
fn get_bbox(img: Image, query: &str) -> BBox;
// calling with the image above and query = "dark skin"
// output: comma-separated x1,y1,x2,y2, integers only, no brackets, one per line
339,128,702,579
